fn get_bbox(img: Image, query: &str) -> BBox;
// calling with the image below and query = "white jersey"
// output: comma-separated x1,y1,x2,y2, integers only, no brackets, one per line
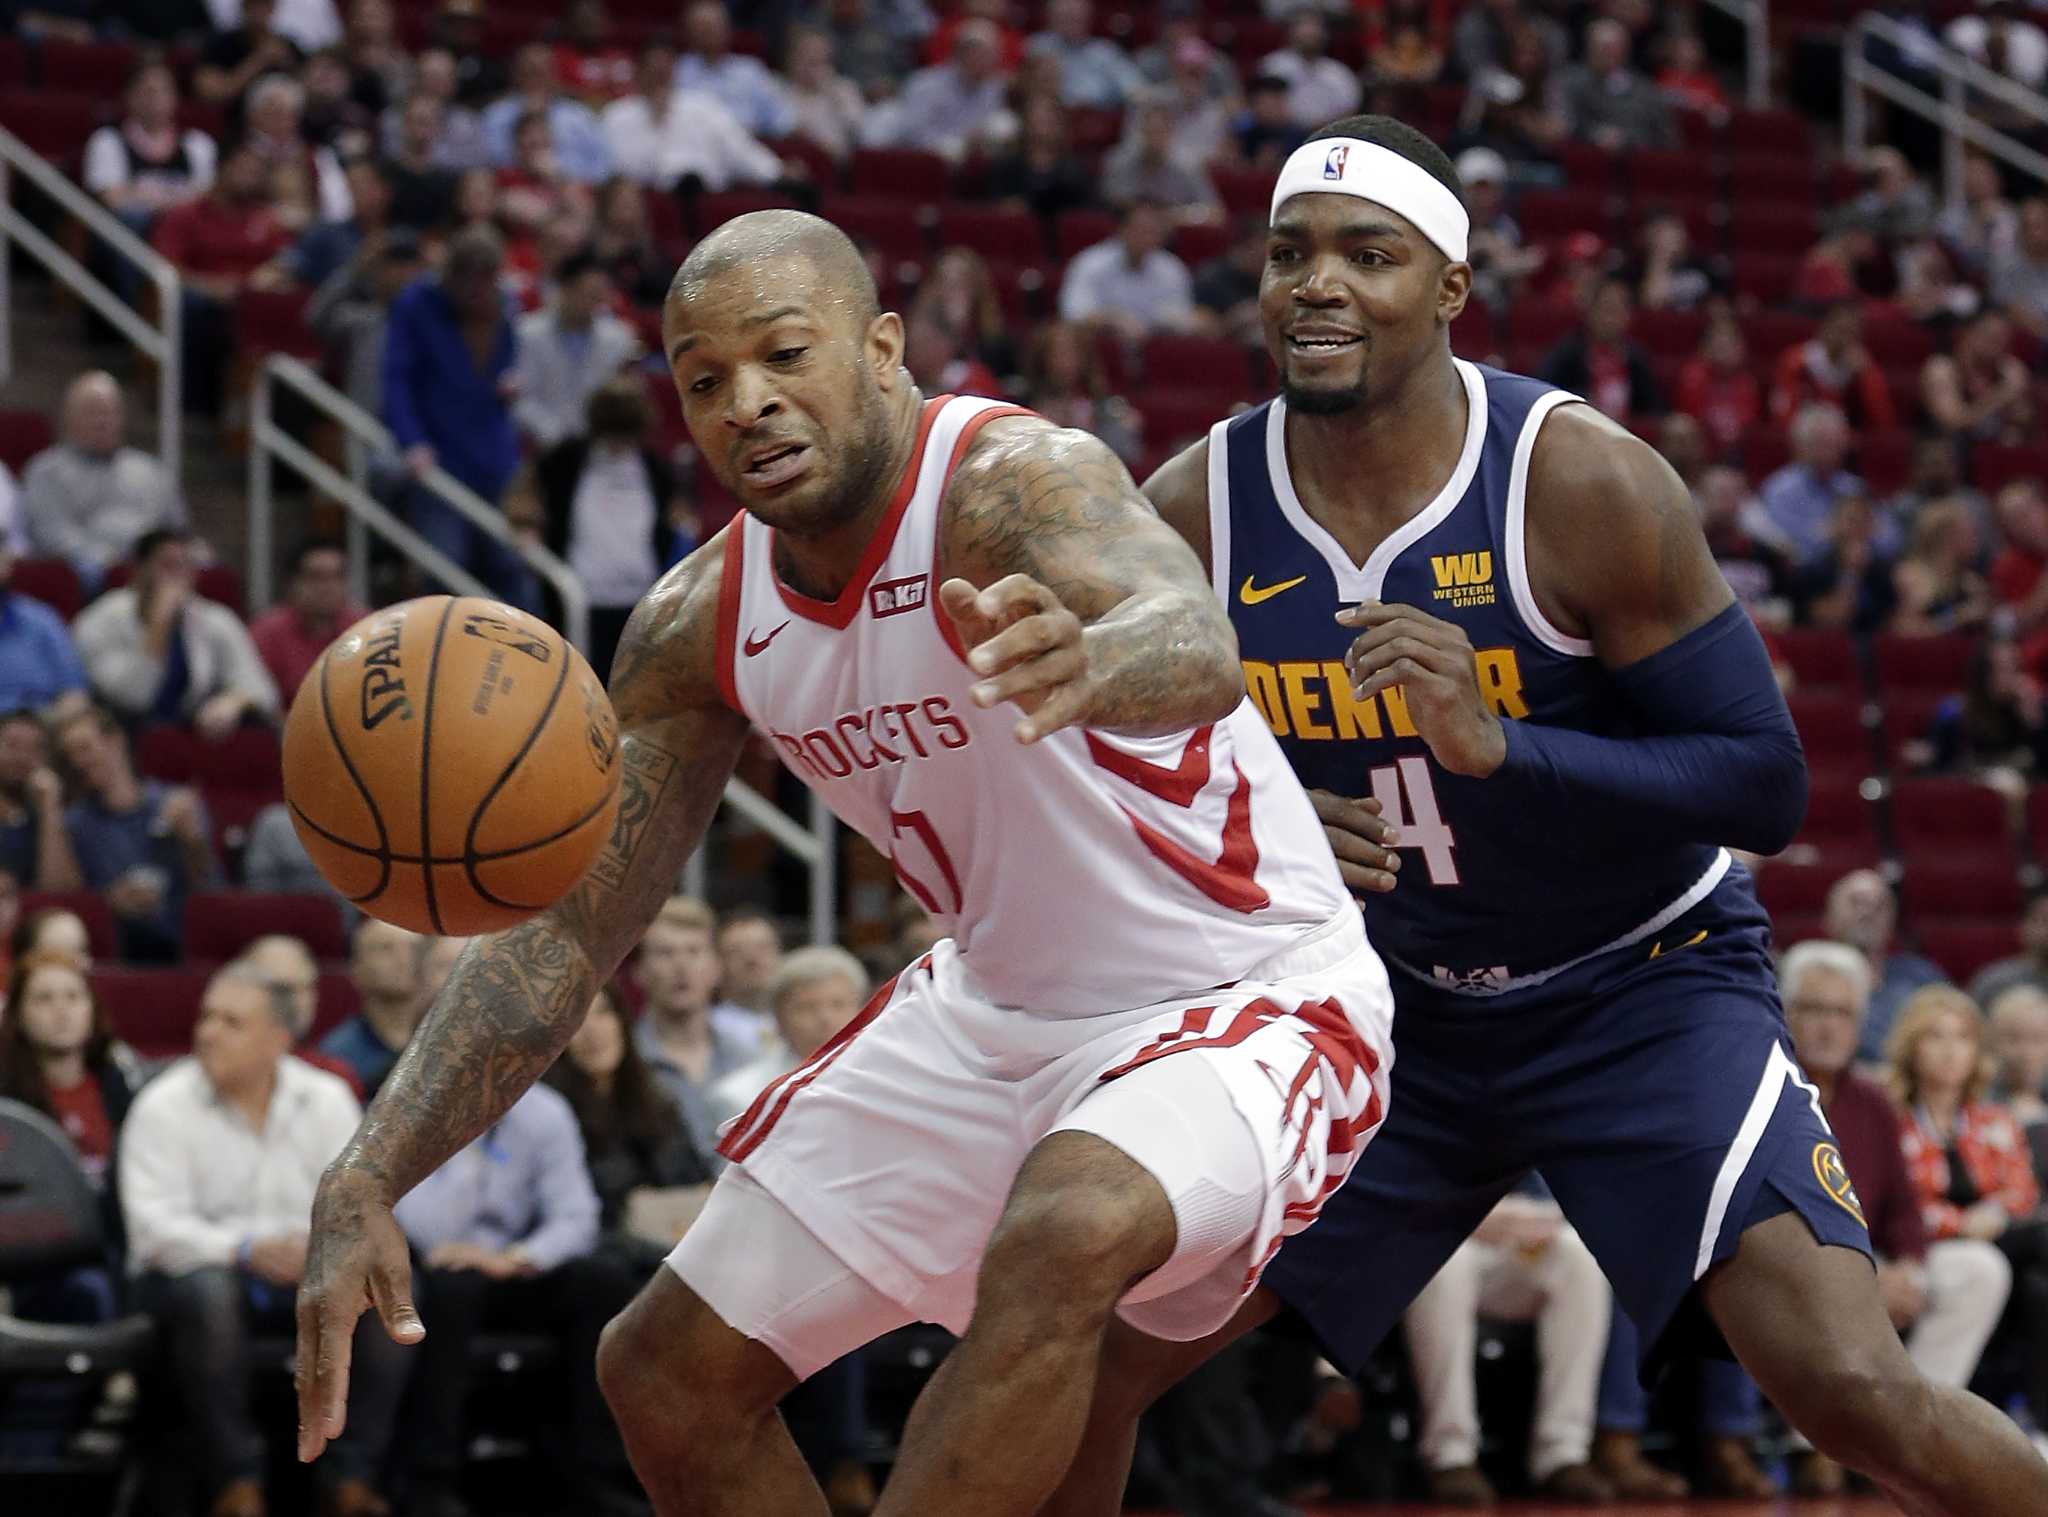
716,394,1354,1015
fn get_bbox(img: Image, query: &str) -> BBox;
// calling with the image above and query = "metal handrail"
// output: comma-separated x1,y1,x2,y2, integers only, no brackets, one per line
251,354,839,942
1698,0,1769,111
0,125,182,477
1846,12,2048,212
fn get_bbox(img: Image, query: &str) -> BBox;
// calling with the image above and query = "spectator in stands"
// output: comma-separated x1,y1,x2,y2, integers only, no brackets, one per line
1627,211,1725,314
908,246,1016,376
1989,983,2048,1125
923,0,1025,72
1992,478,2048,637
1370,1,1447,87
815,0,919,100
1657,412,1708,496
1699,466,1794,624
1897,237,1981,325
602,40,784,195
384,51,492,173
885,18,1011,161
86,60,218,239
240,932,362,1096
395,1079,639,1517
12,907,93,972
120,962,405,1517
553,0,634,105
1799,488,1898,632
310,226,424,425
1767,303,1895,432
424,0,505,108
1455,146,1538,312
781,24,870,163
382,226,534,607
1755,404,1868,565
1779,943,2012,1495
1827,867,1950,1061
0,950,141,1194
1939,153,2019,281
905,314,1004,399
482,42,615,185
1150,36,1235,174
1102,88,1220,222
1975,897,2048,1011
241,72,353,230
1186,218,1264,348
1655,27,1727,123
302,47,374,154
675,0,795,138
635,895,759,1160
341,0,410,118
151,137,295,415
714,907,785,1020
260,153,391,292
242,800,340,904
0,549,88,717
1137,1,1238,101
1403,1179,1614,1504
976,92,1094,221
380,98,459,231
1915,636,2048,793
319,917,423,1099
196,0,306,110
549,980,713,1271
0,463,21,557
1842,146,1937,247
1233,73,1309,172
1673,311,1760,459
1889,985,2048,1433
511,251,640,452
710,942,867,1127
1258,11,1360,130
1991,197,2048,339
72,529,280,737
1944,0,2048,91
1890,436,1990,554
1887,497,1991,638
56,705,219,963
535,378,687,680
1539,276,1660,429
1059,199,1196,341
493,110,595,241
585,180,672,308
1027,0,1143,110
21,373,185,590
1556,17,1674,151
1794,222,1879,306
0,711,83,892
1022,320,1143,464
248,538,364,702
1924,308,2036,447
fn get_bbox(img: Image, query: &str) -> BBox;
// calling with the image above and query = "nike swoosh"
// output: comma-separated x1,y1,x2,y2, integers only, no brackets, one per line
743,621,790,657
1240,574,1308,606
1649,928,1709,959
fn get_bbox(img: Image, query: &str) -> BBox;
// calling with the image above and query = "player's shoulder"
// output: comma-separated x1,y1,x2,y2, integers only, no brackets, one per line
940,410,1137,527
607,526,741,722
1525,398,1690,547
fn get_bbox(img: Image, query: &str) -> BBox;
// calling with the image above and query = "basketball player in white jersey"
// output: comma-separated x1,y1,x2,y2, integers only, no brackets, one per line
293,210,1395,1516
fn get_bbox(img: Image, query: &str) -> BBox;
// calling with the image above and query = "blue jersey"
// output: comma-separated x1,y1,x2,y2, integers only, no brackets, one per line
1208,359,1729,992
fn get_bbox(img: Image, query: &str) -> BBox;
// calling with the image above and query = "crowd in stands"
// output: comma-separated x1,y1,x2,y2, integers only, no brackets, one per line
10,0,2048,1511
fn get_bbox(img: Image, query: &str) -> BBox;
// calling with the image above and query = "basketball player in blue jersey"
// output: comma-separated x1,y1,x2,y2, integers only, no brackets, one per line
1043,117,2048,1516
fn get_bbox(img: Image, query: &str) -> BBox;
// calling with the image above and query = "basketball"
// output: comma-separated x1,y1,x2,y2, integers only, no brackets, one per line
281,596,624,936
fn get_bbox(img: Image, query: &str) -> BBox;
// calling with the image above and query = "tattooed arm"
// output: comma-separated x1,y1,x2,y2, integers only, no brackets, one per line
936,416,1241,743
295,535,750,1460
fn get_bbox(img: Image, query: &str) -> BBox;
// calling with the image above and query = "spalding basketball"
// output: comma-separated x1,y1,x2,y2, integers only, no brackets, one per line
283,596,623,936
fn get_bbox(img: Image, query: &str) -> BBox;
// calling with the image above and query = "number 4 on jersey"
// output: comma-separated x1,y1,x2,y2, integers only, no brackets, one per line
1369,756,1459,886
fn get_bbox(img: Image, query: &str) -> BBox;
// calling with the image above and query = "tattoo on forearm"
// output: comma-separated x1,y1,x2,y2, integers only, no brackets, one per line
590,742,677,893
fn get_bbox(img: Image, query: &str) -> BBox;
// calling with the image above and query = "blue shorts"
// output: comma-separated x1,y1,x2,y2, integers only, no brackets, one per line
1263,867,1873,1377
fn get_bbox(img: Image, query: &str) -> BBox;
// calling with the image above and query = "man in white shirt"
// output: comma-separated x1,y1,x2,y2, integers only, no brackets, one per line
602,38,785,192
1026,0,1145,110
120,962,411,1517
511,251,642,451
673,0,795,138
884,17,1011,160
709,944,868,1129
20,371,186,589
1259,10,1361,129
1058,199,1196,340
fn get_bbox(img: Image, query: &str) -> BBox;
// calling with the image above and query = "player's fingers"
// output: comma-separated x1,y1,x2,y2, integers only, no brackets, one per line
975,573,1060,622
295,1292,355,1461
1334,857,1399,896
968,609,1079,677
1347,637,1458,691
1335,599,1459,635
1351,659,1437,704
368,1249,425,1345
1014,680,1093,745
1321,821,1401,872
1342,619,1467,670
970,643,1085,709
939,577,996,642
1309,788,1400,847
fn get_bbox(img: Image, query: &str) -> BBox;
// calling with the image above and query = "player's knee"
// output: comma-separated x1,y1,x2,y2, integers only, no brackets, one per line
988,1186,1154,1303
597,1276,778,1435
1778,1353,1933,1468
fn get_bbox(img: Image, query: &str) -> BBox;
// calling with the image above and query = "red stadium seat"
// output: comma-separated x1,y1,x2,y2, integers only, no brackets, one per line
1632,308,1707,361
311,968,359,1041
692,188,801,236
11,557,83,620
0,408,53,472
935,204,1047,263
235,286,321,360
19,891,118,960
1856,430,1916,496
1913,921,2022,984
1890,775,2016,858
91,968,210,1058
1212,166,1272,220
848,147,951,202
135,724,202,783
1054,208,1119,262
1899,854,2026,919
37,39,137,96
1728,108,1813,157
1729,204,1818,257
1971,443,2048,493
2024,787,2048,858
183,891,348,962
818,194,933,265
0,89,105,161
1873,633,1976,696
1785,689,1875,772
1732,252,1801,306
1504,298,1581,357
1172,221,1231,269
0,38,24,88
1514,189,1615,243
1142,334,1257,396
1773,627,1861,690
137,724,280,794
1728,155,1817,202
1139,390,1244,450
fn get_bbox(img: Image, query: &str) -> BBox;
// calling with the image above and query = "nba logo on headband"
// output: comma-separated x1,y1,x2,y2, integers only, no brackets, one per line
1323,144,1349,180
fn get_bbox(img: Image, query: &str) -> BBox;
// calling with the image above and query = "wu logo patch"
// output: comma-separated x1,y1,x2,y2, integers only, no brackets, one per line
1429,551,1495,608
1813,1142,1866,1225
1323,144,1350,180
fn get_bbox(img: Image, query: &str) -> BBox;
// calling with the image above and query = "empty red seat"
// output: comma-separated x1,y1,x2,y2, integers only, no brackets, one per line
1890,775,2015,856
1555,139,1619,191
184,891,347,962
0,38,23,89
37,39,137,95
1913,921,2022,984
235,286,320,360
1729,204,1817,256
20,891,118,960
1971,443,2048,493
1773,627,1860,690
1054,208,1119,261
1856,430,1916,495
1728,108,1813,156
1873,633,1975,695
1728,155,1817,201
935,204,1046,262
1515,189,1614,242
11,557,82,619
848,147,951,202
1900,853,2026,918
1732,252,1801,306
818,194,932,264
135,724,202,783
92,968,210,1059
0,407,53,472
1142,334,1256,396
1505,298,1581,357
1754,858,1856,920
1172,221,1231,269
137,723,279,794
0,89,104,161
1139,390,1243,449
311,968,359,1041
1786,689,1874,771
691,188,801,235
1212,166,1271,220
1632,308,1707,360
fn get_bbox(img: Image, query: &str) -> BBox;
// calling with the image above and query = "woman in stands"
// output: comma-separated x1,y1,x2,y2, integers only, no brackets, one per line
1891,985,2048,1433
0,950,141,1199
1021,320,1142,464
11,906,95,972
1889,496,1992,639
1914,635,2048,787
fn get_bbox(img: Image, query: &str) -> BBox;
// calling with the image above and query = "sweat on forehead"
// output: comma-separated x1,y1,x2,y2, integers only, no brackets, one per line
667,210,881,327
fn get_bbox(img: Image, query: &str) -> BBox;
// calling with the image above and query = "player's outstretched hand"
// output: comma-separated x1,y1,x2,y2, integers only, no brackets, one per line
295,1169,424,1463
1337,601,1506,778
1310,790,1401,897
941,575,1094,744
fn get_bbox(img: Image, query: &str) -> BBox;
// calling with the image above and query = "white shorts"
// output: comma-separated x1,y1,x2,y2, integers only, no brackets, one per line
667,909,1394,1378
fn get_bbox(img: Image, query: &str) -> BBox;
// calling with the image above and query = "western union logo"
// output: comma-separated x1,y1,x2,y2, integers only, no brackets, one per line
1430,551,1495,608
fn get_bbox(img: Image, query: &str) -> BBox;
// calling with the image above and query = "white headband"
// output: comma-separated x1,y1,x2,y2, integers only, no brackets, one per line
1269,138,1470,263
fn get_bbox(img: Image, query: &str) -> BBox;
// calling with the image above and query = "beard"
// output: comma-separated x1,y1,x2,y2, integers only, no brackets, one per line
1282,374,1368,415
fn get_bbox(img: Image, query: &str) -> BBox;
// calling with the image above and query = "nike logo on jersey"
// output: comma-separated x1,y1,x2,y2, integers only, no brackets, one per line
1240,574,1308,606
743,622,791,656
1648,928,1709,959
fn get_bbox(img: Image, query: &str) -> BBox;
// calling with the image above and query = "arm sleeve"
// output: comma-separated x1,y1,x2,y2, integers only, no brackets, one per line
520,1102,602,1270
1493,602,1809,856
119,1093,243,1272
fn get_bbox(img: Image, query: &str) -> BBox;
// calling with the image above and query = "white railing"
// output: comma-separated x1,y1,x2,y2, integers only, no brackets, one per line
1700,0,1769,110
1845,12,2048,212
0,125,182,478
250,354,839,943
